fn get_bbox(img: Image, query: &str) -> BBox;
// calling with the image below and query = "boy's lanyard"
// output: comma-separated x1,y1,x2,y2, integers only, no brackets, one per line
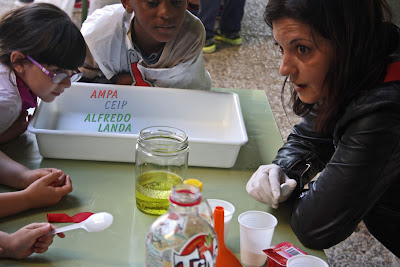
384,61,400,82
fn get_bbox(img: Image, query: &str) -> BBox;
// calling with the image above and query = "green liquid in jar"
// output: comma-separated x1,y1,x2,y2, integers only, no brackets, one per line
135,171,183,215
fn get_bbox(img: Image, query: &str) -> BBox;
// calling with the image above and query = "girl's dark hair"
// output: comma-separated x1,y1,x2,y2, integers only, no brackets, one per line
0,3,86,70
265,0,395,133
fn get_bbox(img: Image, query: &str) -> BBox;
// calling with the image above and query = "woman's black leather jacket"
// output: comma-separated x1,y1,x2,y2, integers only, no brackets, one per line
273,29,400,257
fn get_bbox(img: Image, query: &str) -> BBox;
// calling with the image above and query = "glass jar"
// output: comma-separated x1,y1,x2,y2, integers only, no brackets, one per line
145,184,217,266
135,126,189,215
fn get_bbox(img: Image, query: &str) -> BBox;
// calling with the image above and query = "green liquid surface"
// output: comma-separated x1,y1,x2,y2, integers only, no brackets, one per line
135,171,183,215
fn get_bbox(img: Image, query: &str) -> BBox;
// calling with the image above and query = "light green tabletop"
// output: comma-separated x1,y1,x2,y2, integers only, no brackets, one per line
0,88,326,266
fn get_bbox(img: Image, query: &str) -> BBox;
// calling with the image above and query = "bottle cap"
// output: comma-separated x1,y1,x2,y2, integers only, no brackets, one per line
184,179,203,192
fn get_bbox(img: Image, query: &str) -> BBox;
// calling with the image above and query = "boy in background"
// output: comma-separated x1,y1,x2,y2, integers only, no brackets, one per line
80,0,211,90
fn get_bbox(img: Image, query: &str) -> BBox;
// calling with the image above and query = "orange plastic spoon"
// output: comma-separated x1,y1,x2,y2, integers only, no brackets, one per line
214,206,242,267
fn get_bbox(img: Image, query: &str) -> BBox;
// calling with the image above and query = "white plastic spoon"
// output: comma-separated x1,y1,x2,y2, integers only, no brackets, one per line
46,212,113,236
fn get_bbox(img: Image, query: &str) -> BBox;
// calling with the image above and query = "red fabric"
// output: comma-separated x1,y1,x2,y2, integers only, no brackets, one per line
130,62,151,86
74,0,90,8
384,61,400,83
47,212,94,223
16,77,37,111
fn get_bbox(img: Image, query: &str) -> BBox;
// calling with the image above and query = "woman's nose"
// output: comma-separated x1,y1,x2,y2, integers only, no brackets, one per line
279,53,296,77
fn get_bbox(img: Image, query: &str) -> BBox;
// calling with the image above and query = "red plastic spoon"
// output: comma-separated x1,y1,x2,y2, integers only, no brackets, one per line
214,206,242,267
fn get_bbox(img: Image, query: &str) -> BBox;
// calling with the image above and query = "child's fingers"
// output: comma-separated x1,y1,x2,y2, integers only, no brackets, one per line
33,245,50,254
38,225,66,239
35,236,54,247
38,170,67,186
56,175,73,195
57,232,66,238
46,175,73,196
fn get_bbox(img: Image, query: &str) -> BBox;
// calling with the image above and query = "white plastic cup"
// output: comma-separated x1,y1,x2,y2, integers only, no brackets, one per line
238,211,278,267
286,255,329,267
207,199,235,241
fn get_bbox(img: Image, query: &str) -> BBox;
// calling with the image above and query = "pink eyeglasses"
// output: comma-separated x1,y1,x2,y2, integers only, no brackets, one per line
26,55,82,84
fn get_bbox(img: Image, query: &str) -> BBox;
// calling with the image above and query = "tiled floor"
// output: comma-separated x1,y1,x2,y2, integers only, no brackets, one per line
1,0,399,266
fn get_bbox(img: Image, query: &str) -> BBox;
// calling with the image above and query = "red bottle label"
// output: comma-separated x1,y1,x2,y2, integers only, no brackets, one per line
173,233,217,267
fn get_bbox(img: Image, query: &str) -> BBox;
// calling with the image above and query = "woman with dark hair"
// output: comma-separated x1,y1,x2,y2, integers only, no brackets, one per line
246,0,400,257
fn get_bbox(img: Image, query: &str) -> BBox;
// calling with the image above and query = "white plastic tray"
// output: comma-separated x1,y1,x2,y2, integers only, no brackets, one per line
28,83,248,168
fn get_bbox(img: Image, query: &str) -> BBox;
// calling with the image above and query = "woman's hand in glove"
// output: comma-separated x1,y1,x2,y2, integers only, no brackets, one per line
246,164,297,208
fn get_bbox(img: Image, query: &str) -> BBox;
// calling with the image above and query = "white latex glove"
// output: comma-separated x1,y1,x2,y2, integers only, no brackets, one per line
246,164,297,209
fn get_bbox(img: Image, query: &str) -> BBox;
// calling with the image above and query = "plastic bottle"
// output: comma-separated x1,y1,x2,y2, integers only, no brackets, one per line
145,183,218,267
183,178,214,226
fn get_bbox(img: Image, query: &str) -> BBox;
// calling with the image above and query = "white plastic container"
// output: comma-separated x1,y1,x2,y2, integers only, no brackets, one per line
28,83,248,168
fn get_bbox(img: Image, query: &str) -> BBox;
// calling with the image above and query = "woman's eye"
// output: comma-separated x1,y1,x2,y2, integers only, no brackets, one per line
274,42,283,54
297,45,309,54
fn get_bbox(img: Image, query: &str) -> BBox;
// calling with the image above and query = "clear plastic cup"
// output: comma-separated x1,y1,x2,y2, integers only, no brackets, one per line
238,211,278,267
207,199,235,241
286,255,329,267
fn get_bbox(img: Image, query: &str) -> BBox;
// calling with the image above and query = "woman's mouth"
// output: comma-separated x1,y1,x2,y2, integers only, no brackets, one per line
293,83,307,92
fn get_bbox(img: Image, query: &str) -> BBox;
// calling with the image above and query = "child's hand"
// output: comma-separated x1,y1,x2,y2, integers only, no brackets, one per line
0,111,30,144
115,73,133,85
24,170,73,209
21,168,67,189
15,168,65,189
0,223,65,259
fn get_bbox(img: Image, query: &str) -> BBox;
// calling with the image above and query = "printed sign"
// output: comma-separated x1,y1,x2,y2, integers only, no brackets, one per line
85,89,132,133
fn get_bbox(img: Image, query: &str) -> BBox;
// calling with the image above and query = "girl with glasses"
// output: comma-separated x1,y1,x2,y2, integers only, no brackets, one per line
0,3,84,259
0,3,86,144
